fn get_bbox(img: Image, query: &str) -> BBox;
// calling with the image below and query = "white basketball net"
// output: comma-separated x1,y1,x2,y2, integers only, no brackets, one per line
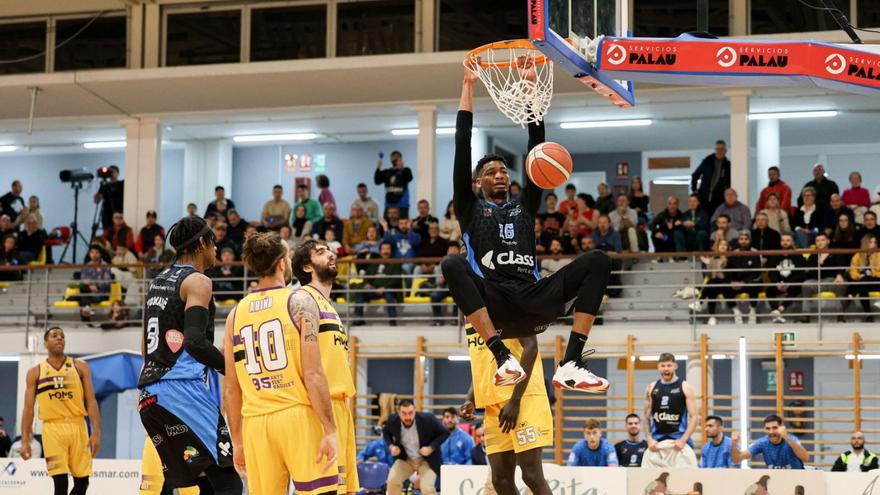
465,41,554,127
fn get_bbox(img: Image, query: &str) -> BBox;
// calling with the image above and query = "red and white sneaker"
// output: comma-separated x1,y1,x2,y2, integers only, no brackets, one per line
494,355,527,386
552,361,609,393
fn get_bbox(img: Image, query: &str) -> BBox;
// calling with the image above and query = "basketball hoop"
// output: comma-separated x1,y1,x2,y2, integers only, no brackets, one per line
465,40,554,127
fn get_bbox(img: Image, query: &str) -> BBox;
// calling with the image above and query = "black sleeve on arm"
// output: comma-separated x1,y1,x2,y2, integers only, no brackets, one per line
403,167,413,184
521,119,546,217
183,306,225,374
454,110,477,232
374,168,385,186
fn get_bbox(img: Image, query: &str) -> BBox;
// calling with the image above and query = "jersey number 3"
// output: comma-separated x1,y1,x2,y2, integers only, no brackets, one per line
240,319,288,374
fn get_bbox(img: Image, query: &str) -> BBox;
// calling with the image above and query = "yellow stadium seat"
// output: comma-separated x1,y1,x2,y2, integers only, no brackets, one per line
818,291,838,299
96,283,123,307
870,291,880,298
28,247,46,266
0,282,10,289
216,299,238,307
404,278,431,304
53,286,80,308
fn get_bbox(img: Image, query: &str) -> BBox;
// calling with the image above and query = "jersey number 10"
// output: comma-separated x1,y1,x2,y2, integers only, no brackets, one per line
240,319,288,374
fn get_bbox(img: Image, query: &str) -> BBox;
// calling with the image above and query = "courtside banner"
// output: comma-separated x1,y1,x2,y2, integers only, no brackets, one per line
628,467,826,495
0,458,141,493
441,464,627,495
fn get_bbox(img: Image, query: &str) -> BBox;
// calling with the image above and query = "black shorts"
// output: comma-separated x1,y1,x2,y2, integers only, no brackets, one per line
483,274,569,338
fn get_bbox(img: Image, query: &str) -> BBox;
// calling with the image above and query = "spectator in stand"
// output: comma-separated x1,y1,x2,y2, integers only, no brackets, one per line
728,231,762,325
440,407,474,466
0,235,22,281
358,425,394,467
540,238,571,277
860,211,880,242
16,214,46,263
509,181,522,200
383,400,449,495
411,200,439,240
343,204,372,254
144,234,174,278
204,212,221,230
628,176,651,226
731,414,808,469
847,234,880,320
439,201,461,243
213,223,239,259
676,194,710,252
691,140,731,215
417,223,448,259
534,218,550,254
825,194,855,236
470,424,488,466
0,215,15,238
293,183,322,223
799,163,839,210
610,194,641,253
110,244,138,304
94,165,125,230
135,210,164,260
559,184,578,216
579,235,594,253
568,419,619,467
538,192,566,238
591,215,622,254
758,192,791,234
595,183,614,215
832,213,860,249
831,431,879,472
0,180,25,221
261,184,291,231
99,300,132,331
324,229,344,257
381,206,402,236
688,239,733,326
793,187,825,248
312,203,344,241
843,172,871,222
206,247,244,301
803,233,848,320
700,416,733,468
751,212,782,251
353,183,381,223
14,195,42,230
375,150,414,219
567,193,598,237
204,185,236,220
755,166,794,216
278,225,297,250
428,243,459,325
561,218,581,255
649,196,683,254
0,417,10,457
76,245,112,321
355,226,382,256
315,174,336,213
101,212,135,254
290,204,313,242
186,203,198,217
615,414,648,468
244,224,257,239
766,233,807,323
711,188,752,232
353,241,403,326
225,210,246,246
384,218,421,273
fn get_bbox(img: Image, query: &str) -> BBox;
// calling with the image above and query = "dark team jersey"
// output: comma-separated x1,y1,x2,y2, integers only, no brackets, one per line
650,378,689,440
615,440,648,467
138,264,217,387
454,110,545,285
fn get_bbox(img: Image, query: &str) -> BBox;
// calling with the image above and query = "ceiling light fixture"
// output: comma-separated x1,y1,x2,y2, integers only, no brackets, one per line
560,119,652,129
749,110,838,120
0,145,16,152
447,355,471,362
83,141,127,149
392,128,478,136
232,133,319,143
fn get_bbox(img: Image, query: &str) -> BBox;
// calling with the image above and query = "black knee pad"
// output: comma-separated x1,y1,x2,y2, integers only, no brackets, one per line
70,476,89,495
52,474,69,495
440,254,468,279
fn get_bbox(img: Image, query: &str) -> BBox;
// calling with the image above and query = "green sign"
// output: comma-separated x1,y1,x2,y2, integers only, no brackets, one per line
775,330,796,346
766,370,777,392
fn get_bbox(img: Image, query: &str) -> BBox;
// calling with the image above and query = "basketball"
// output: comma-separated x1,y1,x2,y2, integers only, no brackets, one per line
526,142,573,189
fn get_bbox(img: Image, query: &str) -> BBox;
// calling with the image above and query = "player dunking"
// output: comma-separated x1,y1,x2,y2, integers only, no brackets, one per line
223,234,345,495
138,216,242,494
442,63,611,392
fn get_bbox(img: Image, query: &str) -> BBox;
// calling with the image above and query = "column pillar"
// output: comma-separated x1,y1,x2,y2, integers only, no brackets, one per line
413,105,437,209
730,0,749,36
183,140,234,216
143,2,161,68
122,118,162,233
725,90,751,203
755,118,780,206
418,0,436,52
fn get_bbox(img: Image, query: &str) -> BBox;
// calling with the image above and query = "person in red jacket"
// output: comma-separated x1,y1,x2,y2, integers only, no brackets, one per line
755,166,793,216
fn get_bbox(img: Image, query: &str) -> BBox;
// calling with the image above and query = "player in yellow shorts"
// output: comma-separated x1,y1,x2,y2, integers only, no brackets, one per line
224,234,342,495
21,327,101,495
461,323,553,495
139,436,200,495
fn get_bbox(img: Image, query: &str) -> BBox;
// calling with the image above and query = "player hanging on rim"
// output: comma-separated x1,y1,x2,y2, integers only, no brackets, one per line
442,61,611,392
137,216,242,495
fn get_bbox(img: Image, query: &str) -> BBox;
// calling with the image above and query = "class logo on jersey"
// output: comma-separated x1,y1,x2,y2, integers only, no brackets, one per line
183,446,199,463
165,329,184,353
653,412,681,423
480,250,535,270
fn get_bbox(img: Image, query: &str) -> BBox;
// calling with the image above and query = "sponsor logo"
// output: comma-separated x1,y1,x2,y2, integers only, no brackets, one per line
220,425,230,436
48,390,74,400
825,53,846,75
183,446,199,463
653,412,681,422
717,45,789,68
529,0,541,25
607,45,627,65
161,463,168,473
219,441,231,457
618,45,678,66
151,435,163,446
481,251,495,270
334,334,349,349
845,57,880,81
165,329,184,353
165,424,189,437
138,393,157,410
480,250,535,270
508,206,522,217
483,208,492,217
716,46,736,67
670,388,681,394
2,462,16,476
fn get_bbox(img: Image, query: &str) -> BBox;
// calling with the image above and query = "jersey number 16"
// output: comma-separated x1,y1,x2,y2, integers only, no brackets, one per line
499,223,514,240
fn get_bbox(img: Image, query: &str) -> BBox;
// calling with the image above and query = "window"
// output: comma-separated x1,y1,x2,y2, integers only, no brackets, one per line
251,5,327,61
336,0,415,56
859,0,880,30
437,0,526,51
0,21,47,75
166,10,241,66
55,16,127,71
751,0,849,34
634,0,729,38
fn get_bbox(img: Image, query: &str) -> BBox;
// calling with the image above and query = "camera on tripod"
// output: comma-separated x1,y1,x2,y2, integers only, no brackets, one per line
59,166,114,184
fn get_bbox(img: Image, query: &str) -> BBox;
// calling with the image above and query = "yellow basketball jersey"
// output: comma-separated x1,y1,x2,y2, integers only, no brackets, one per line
232,287,310,417
36,357,87,422
465,323,547,409
301,285,356,400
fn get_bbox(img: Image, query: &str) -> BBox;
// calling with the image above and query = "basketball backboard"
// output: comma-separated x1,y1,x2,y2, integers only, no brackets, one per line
529,0,635,107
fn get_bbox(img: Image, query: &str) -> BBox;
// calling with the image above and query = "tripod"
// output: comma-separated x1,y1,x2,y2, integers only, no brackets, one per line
59,182,99,264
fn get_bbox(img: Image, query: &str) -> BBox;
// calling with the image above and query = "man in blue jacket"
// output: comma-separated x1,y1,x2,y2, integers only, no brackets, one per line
383,400,449,495
441,407,475,465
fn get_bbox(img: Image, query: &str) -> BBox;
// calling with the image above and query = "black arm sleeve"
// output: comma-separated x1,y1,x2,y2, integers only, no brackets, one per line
374,168,385,186
521,119,546,218
691,160,704,192
183,306,225,374
402,167,414,185
454,111,477,233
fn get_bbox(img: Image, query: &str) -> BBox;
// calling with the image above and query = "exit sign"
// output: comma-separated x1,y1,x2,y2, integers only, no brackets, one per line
774,331,796,346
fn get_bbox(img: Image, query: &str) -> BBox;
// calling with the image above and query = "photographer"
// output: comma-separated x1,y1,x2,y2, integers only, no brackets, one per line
93,165,124,231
